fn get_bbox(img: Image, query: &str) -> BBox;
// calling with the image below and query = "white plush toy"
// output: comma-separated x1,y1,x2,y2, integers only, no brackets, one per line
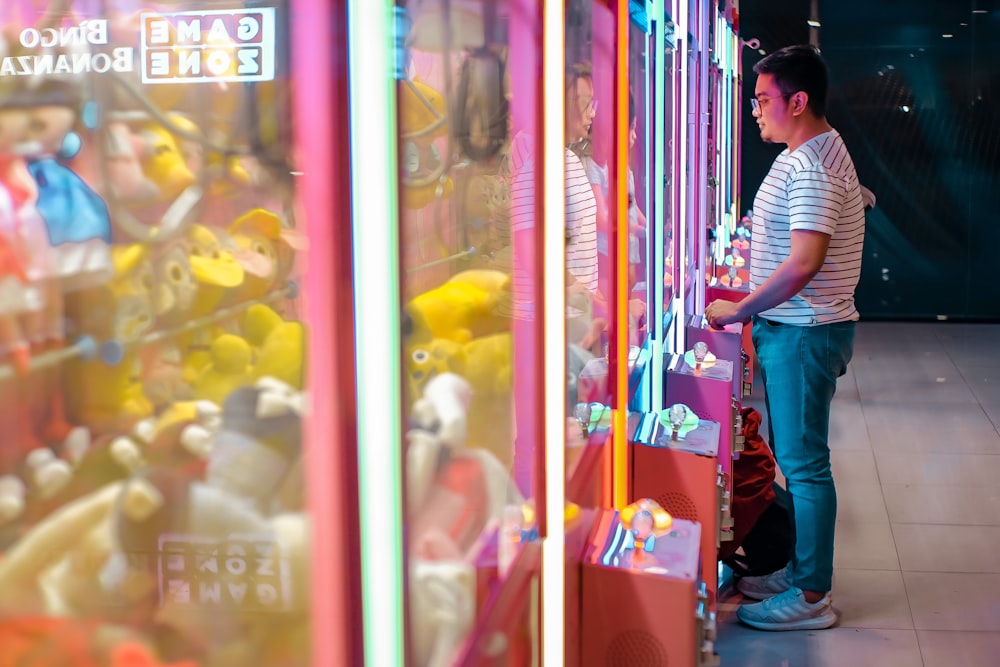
410,372,472,449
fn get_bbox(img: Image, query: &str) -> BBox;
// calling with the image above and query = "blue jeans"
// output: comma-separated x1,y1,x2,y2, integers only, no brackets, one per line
752,316,855,593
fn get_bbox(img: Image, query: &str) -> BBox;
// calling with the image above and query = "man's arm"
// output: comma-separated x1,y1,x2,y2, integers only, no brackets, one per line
704,229,830,328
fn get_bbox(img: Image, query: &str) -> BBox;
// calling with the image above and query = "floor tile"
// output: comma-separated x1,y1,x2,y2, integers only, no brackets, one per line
834,485,898,571
892,524,1000,573
854,359,979,405
835,365,861,401
833,569,914,630
829,399,871,451
865,403,1000,454
883,483,1000,526
713,622,922,667
917,629,1000,667
831,449,879,486
905,572,1000,631
875,451,1000,486
715,322,1000,665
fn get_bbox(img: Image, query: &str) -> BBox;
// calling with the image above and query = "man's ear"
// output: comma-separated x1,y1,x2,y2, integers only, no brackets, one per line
791,91,809,116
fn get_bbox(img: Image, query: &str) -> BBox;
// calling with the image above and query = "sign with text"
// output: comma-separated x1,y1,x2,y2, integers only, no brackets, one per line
157,533,293,612
141,8,276,84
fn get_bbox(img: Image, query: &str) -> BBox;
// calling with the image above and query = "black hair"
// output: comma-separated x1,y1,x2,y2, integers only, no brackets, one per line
753,44,828,117
566,61,593,95
629,90,636,124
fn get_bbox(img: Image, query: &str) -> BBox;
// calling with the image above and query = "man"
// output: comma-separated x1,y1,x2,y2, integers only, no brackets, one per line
704,44,865,631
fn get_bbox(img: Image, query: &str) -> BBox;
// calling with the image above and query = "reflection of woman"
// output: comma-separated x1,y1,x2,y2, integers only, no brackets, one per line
627,93,647,292
564,64,604,352
564,64,599,298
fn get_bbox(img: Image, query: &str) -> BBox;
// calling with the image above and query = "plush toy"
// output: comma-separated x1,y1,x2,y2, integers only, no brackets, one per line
106,471,310,663
411,372,472,450
399,77,454,210
457,332,512,397
403,331,513,465
405,270,510,345
169,112,251,198
191,333,254,407
136,121,197,204
19,80,116,458
0,478,162,618
404,336,463,399
75,121,160,206
23,79,113,289
64,353,153,435
0,94,49,373
185,223,245,318
64,243,154,343
163,222,244,386
227,208,306,303
408,559,475,667
205,380,303,513
149,243,197,329
243,303,306,390
63,244,157,435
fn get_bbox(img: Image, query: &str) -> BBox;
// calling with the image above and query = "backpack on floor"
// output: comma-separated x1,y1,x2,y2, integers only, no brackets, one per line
719,407,793,577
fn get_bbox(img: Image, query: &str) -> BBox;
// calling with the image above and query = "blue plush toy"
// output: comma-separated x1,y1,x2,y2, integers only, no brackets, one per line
23,81,112,246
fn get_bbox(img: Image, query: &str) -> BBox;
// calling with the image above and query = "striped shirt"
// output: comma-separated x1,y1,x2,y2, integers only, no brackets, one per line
565,149,599,293
750,130,866,325
508,131,536,320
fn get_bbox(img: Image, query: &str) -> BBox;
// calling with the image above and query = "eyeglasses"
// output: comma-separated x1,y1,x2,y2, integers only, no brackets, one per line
750,93,790,113
577,97,598,114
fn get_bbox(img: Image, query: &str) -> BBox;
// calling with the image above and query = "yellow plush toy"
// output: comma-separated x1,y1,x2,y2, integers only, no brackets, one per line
399,77,453,210
405,269,510,344
137,121,197,203
404,332,513,466
243,304,306,390
64,244,154,343
169,113,251,198
186,224,246,318
192,333,254,406
458,332,513,397
404,336,463,399
63,245,158,434
65,354,153,435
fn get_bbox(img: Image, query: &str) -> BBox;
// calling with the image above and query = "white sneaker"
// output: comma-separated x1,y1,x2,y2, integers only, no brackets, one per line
737,586,837,631
735,564,792,600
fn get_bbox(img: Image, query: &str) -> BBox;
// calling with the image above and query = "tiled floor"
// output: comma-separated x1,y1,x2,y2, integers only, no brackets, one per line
715,321,1000,667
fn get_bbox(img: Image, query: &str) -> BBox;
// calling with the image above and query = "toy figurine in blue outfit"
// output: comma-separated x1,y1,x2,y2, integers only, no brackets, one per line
23,80,112,248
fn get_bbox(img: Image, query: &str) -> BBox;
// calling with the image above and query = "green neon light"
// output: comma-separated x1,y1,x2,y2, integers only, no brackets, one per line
347,2,404,666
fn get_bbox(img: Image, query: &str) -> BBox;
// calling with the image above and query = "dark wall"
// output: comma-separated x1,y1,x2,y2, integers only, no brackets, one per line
739,0,1000,321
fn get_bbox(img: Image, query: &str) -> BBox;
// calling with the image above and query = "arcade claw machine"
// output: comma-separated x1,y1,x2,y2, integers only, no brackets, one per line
0,1,359,665
351,1,570,665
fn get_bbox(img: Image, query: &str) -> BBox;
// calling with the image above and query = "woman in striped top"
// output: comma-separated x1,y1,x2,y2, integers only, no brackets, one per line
705,44,866,632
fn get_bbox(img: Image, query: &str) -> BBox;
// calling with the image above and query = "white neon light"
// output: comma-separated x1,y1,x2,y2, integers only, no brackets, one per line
347,2,404,666
673,0,688,354
651,0,664,403
542,1,566,664
695,8,709,315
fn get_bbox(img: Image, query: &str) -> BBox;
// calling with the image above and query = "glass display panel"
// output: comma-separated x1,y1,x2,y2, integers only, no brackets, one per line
397,1,540,663
683,28,699,307
663,15,677,326
627,21,649,351
0,1,311,664
564,0,615,463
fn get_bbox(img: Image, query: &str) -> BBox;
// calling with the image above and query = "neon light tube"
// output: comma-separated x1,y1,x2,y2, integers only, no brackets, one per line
347,2,404,666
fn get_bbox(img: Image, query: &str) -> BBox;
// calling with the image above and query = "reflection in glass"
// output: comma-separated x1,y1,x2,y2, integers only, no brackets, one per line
397,1,544,663
0,1,310,664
